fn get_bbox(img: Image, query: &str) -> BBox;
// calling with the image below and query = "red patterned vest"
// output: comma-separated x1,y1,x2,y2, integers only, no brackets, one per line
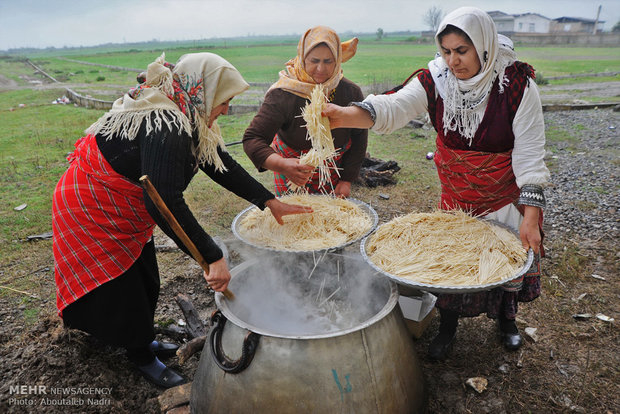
418,62,534,215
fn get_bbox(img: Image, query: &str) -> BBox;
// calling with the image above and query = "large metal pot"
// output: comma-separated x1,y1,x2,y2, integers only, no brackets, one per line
191,253,426,413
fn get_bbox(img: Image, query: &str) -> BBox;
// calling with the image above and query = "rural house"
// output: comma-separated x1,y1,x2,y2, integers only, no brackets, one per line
550,17,605,34
488,11,551,34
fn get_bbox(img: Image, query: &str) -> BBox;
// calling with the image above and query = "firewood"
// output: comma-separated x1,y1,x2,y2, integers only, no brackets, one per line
157,382,192,412
174,293,206,338
177,335,206,365
154,325,187,342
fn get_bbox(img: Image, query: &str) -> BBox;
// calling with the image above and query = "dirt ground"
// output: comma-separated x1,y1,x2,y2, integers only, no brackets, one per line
0,77,618,413
1,197,618,413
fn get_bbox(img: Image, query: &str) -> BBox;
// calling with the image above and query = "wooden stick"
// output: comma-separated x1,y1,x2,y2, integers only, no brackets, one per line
157,382,192,412
0,285,39,299
175,293,206,339
139,175,234,300
176,335,207,365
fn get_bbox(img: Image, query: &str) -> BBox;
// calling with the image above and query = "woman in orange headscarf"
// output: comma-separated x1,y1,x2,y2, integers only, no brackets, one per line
243,26,367,198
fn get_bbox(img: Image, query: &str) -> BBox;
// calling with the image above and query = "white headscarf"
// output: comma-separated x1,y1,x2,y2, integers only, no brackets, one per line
428,7,517,145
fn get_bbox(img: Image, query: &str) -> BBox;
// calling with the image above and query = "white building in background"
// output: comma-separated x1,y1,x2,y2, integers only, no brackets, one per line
488,11,551,34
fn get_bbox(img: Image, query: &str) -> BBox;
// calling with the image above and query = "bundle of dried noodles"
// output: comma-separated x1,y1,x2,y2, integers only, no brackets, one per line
290,84,339,191
237,194,372,251
366,210,527,286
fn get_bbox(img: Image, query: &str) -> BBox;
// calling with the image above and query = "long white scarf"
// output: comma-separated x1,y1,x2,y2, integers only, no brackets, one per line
428,7,517,146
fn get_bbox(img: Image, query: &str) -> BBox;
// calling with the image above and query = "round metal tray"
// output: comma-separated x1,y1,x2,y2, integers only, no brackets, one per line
360,218,534,294
231,196,378,253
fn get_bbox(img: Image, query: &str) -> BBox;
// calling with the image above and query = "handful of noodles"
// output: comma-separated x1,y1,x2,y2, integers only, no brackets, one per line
290,84,339,191
237,194,372,251
366,210,527,286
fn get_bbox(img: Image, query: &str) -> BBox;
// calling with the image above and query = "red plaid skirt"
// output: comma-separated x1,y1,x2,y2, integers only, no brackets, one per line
271,134,352,196
52,134,155,315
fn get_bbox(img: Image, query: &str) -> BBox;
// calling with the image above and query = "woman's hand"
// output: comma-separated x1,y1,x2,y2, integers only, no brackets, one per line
265,198,313,225
203,257,231,292
519,206,542,254
323,103,374,129
334,180,352,198
263,154,315,187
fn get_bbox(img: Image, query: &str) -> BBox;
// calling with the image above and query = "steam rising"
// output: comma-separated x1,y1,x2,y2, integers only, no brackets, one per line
221,247,392,337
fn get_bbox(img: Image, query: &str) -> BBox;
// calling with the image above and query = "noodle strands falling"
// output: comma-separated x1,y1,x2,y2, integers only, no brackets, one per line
290,84,339,191
237,194,373,251
366,210,527,287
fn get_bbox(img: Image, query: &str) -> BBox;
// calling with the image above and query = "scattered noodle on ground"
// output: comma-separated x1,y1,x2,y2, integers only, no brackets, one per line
237,194,372,251
366,210,527,286
290,84,339,191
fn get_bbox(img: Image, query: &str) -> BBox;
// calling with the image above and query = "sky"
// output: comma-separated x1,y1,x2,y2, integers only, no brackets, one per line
1,0,618,51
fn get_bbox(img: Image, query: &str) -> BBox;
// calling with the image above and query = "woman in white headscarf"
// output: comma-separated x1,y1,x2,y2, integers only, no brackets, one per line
52,52,310,388
324,7,550,360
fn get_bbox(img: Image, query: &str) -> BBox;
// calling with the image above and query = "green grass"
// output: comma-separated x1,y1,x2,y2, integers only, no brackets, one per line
22,305,40,325
0,39,617,271
544,123,580,151
34,57,140,85
23,43,620,88
549,74,620,85
0,57,32,86
0,103,103,250
0,88,64,110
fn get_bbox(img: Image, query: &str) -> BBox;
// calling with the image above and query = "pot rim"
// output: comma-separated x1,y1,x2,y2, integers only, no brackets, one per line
215,254,399,340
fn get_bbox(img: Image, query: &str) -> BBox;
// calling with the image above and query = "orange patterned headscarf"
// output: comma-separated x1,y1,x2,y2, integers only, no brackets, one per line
269,26,358,99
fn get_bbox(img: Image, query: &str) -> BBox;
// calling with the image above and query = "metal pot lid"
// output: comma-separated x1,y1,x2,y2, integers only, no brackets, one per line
360,218,535,294
231,196,378,253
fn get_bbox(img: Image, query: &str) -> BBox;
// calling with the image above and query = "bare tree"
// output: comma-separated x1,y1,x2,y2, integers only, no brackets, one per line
424,6,445,32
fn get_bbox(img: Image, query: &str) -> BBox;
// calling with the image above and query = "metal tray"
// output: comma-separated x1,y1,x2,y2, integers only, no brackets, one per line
360,218,534,294
231,196,378,254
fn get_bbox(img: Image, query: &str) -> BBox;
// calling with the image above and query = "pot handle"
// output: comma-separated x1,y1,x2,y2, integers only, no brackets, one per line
209,310,260,374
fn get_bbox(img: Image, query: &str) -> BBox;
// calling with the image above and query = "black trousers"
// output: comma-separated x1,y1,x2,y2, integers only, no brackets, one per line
62,240,160,353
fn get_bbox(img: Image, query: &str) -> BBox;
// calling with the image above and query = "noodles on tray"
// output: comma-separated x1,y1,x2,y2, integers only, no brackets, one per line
365,210,527,286
237,194,373,251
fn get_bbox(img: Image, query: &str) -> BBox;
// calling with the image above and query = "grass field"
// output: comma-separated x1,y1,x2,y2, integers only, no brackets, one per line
6,40,619,88
0,40,618,257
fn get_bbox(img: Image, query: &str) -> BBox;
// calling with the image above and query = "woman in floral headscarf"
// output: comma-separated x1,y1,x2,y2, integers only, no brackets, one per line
52,52,309,388
324,7,550,359
242,26,368,197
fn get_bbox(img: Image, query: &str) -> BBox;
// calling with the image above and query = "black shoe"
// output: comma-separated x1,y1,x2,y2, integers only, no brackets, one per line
428,331,456,361
501,332,523,351
150,341,179,359
139,366,186,388
498,318,523,351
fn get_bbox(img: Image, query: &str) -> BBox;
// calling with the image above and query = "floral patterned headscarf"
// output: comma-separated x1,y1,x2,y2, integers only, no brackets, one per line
87,53,249,172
